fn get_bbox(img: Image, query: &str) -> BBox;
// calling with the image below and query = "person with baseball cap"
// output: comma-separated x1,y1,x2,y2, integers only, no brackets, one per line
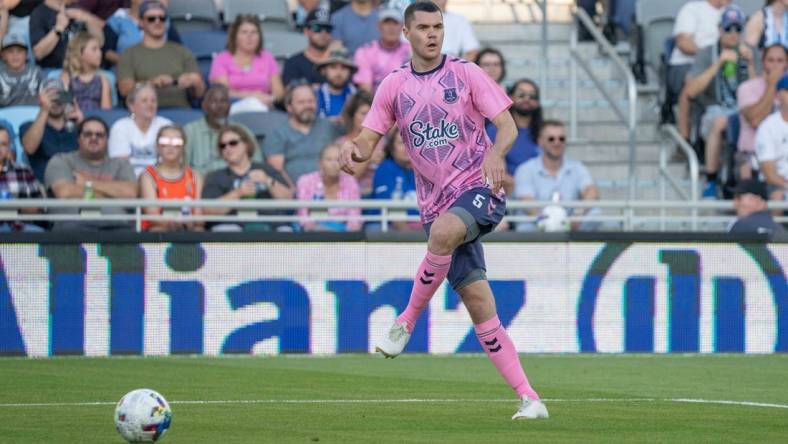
729,178,786,238
353,3,411,94
684,4,755,199
283,7,333,86
117,0,205,108
0,33,42,107
756,73,788,203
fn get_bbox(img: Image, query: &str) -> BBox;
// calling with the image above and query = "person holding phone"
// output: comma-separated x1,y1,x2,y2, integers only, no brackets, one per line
20,78,83,181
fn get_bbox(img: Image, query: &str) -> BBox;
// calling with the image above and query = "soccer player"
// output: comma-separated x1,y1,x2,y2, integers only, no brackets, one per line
339,1,548,420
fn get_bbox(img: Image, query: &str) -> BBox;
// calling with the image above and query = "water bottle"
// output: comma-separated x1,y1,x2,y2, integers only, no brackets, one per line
83,181,94,199
181,196,191,217
723,60,737,79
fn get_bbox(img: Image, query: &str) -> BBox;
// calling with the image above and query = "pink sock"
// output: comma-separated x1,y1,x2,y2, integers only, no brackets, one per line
475,315,540,400
396,250,452,332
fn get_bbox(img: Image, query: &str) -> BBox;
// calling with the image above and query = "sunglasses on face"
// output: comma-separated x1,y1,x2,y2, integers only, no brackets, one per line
547,135,566,143
220,139,242,150
158,137,184,147
514,92,539,100
723,24,742,33
81,131,106,140
308,24,333,33
145,14,168,24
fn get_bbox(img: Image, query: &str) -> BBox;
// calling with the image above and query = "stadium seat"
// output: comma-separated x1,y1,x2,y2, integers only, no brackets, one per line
169,0,221,33
46,69,120,108
84,108,130,129
264,29,308,61
0,106,40,167
159,108,204,126
180,31,228,59
223,0,291,28
632,0,686,84
230,110,288,151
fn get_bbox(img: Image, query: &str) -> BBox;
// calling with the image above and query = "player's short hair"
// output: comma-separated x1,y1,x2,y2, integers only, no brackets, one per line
404,1,442,27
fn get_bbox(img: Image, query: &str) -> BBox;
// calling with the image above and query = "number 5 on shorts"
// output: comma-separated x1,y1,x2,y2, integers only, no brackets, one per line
473,193,486,208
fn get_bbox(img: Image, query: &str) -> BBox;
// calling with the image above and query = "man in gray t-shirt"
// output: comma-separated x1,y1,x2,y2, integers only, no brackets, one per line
265,83,342,185
45,117,137,230
330,0,379,56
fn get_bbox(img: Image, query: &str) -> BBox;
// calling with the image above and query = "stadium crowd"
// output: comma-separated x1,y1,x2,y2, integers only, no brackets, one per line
0,0,785,234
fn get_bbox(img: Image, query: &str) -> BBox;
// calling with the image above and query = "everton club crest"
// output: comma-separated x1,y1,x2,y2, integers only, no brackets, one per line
443,88,458,104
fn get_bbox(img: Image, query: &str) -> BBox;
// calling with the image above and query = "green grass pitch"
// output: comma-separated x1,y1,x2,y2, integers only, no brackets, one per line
1,354,787,443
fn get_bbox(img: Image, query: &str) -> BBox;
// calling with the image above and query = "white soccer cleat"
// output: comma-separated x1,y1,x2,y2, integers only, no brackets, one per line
512,397,549,420
374,321,411,359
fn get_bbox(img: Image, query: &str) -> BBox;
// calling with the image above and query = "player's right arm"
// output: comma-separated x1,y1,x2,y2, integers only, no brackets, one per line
340,128,383,175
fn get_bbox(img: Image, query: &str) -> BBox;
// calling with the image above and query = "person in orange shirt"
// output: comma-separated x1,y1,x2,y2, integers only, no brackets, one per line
139,124,204,231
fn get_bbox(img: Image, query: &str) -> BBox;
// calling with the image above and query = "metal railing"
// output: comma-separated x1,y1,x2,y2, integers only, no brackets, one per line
569,7,639,229
2,198,787,232
660,124,701,230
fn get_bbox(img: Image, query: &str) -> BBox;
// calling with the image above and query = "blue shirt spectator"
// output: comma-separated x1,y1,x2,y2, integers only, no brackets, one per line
367,132,420,231
486,122,539,175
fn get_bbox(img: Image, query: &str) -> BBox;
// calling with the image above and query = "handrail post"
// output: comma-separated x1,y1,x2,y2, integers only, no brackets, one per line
540,0,548,104
570,9,578,140
659,140,667,231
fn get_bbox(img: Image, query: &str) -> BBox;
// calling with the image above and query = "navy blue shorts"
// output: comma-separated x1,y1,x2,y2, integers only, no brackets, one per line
424,187,506,290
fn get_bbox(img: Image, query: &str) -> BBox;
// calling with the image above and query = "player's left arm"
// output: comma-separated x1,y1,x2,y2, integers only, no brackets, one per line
483,110,517,192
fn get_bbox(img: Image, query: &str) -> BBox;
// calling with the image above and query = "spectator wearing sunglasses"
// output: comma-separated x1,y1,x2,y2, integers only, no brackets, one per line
117,0,204,108
104,0,182,66
283,8,333,87
486,78,542,194
513,120,599,232
201,124,292,232
139,124,204,231
685,5,755,199
44,116,137,231
330,0,379,56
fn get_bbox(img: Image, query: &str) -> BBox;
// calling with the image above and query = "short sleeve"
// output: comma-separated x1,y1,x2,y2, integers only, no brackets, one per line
575,162,594,191
261,51,280,76
457,17,481,53
353,46,373,85
737,79,762,110
116,159,136,181
116,47,135,81
28,7,49,47
201,171,225,199
513,162,536,198
466,63,512,120
108,119,131,158
673,4,697,36
44,154,72,188
687,47,711,79
362,74,396,135
181,46,200,74
756,118,777,161
265,127,287,156
208,51,232,81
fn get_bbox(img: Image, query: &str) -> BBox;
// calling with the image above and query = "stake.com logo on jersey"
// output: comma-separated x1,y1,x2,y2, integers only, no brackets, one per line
408,119,460,149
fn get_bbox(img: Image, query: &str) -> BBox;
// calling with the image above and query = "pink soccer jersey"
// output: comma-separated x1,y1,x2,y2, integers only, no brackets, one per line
363,56,512,224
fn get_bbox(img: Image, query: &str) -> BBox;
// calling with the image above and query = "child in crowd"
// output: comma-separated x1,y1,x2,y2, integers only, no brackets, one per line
61,32,111,111
0,33,42,107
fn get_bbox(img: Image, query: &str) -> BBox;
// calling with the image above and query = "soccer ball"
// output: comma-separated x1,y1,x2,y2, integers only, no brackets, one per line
114,389,172,442
537,204,570,232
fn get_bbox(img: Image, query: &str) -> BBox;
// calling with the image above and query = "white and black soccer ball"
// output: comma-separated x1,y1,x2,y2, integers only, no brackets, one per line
537,204,570,232
114,389,172,442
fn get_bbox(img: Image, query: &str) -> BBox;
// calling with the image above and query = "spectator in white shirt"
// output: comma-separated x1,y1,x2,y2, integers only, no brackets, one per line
432,0,479,60
756,73,788,201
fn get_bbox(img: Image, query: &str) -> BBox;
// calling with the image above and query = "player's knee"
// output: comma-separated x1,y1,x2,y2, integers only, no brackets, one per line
428,215,466,254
